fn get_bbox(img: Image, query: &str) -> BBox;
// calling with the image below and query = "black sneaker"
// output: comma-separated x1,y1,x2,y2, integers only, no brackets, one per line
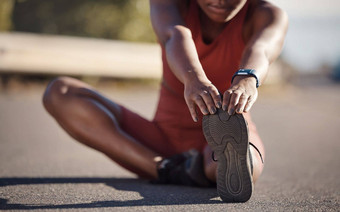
202,108,253,202
154,149,213,187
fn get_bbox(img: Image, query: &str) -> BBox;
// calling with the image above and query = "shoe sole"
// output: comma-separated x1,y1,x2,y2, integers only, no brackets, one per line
202,108,253,202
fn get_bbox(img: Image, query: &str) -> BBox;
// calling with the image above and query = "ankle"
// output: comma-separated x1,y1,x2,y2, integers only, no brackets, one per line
153,150,213,187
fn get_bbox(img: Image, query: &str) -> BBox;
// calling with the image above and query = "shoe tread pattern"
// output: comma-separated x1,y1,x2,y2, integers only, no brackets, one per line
202,108,253,202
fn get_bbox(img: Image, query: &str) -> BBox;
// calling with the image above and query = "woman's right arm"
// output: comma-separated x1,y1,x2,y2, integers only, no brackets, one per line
149,0,221,122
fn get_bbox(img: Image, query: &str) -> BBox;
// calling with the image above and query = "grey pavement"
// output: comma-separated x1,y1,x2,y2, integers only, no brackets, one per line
0,77,339,211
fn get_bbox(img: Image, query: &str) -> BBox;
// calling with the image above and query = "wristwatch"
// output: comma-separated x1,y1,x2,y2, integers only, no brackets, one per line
231,69,260,88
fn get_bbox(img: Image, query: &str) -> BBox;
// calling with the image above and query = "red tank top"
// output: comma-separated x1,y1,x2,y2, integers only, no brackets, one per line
154,0,249,129
160,0,248,96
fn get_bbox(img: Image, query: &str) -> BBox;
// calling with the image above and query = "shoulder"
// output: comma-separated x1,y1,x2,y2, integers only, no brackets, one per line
149,0,192,44
243,0,288,42
150,0,190,18
252,0,288,25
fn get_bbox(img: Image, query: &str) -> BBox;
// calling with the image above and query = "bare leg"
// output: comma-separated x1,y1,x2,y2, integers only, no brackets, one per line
43,77,161,179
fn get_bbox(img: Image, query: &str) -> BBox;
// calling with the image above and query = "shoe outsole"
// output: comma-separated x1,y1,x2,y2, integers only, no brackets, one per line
202,108,253,203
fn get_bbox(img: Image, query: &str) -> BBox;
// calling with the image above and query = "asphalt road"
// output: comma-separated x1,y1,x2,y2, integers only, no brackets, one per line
0,77,339,211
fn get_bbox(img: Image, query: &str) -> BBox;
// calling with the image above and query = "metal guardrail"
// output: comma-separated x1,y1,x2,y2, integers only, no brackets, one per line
0,32,162,79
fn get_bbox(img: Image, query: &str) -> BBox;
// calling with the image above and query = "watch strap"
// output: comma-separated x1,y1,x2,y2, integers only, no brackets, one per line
231,69,260,88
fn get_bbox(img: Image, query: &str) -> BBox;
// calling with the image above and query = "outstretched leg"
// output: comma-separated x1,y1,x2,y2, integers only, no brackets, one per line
203,112,265,182
202,110,265,202
43,77,163,178
203,143,264,183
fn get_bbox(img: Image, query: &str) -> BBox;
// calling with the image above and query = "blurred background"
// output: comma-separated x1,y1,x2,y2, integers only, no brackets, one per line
1,0,154,42
0,0,340,84
0,1,339,210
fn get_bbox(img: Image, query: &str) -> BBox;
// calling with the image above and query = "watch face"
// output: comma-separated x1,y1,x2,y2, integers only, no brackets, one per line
238,72,248,75
239,69,254,74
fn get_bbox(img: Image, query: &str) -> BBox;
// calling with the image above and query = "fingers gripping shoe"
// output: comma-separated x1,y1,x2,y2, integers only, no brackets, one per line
202,108,253,202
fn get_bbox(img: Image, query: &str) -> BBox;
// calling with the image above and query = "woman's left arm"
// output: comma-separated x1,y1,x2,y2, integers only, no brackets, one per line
223,2,289,115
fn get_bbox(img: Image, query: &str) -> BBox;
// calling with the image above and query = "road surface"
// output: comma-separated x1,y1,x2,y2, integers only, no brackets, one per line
0,77,339,211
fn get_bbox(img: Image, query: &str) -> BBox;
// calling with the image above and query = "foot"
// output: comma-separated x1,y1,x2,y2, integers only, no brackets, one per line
202,108,253,202
154,149,213,187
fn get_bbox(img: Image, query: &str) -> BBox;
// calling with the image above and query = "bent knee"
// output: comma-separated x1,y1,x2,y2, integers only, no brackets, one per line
42,77,73,113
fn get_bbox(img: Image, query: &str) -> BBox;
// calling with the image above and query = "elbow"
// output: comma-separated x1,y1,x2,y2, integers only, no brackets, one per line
159,25,192,46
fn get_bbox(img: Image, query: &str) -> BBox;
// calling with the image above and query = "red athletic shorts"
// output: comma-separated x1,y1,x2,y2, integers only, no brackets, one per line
119,87,262,158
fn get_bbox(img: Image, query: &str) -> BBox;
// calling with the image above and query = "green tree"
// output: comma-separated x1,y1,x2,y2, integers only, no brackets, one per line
11,0,156,42
0,0,14,31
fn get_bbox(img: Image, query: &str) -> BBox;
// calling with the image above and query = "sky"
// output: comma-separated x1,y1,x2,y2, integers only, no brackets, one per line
270,0,340,72
271,0,340,18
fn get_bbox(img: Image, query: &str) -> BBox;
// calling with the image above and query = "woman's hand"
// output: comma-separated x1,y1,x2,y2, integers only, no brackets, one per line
184,78,222,122
222,76,258,115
